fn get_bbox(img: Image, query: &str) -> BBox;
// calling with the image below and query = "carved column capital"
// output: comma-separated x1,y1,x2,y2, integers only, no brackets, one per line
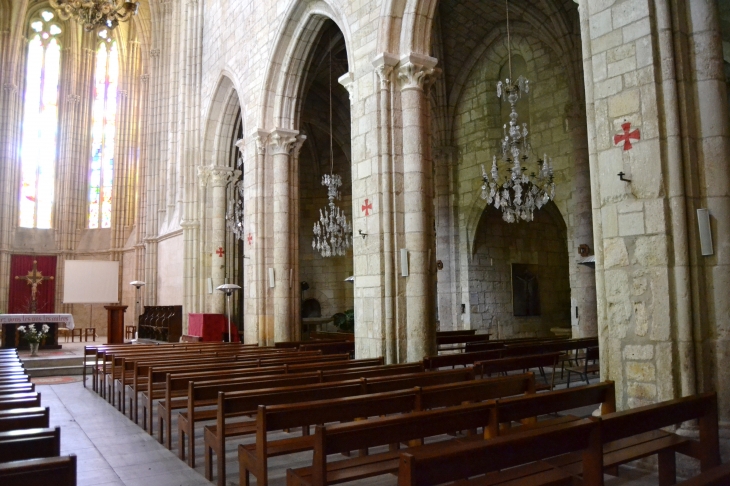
150,48,161,58
268,128,299,155
338,72,355,102
372,53,398,90
254,129,269,155
397,53,439,91
2,83,18,94
140,74,150,82
66,94,81,104
292,134,307,159
209,166,237,187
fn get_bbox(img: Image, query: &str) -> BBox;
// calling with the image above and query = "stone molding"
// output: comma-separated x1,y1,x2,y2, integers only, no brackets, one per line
292,134,307,159
397,53,439,91
254,129,269,155
268,128,299,155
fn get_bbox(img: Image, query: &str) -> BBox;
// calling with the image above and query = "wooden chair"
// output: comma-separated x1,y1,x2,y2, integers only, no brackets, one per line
70,328,83,342
125,325,136,340
84,327,96,342
565,346,600,387
56,326,70,342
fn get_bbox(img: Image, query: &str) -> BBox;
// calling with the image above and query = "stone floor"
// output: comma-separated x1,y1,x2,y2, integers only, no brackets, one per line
35,376,678,486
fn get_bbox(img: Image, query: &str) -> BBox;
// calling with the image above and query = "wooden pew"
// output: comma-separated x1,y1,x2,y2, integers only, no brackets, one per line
397,418,603,486
424,349,501,370
0,383,34,395
475,352,561,390
0,407,49,433
546,392,720,485
299,341,355,356
180,368,473,468
0,455,76,486
157,360,406,447
0,427,60,462
236,373,536,486
129,351,335,422
285,381,615,486
0,393,41,411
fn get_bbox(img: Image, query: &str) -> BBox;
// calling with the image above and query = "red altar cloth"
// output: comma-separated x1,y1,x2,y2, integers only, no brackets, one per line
188,313,241,342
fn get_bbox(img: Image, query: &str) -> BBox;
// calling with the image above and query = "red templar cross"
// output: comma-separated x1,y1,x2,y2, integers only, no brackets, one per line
215,247,225,258
246,233,253,246
361,199,373,216
614,122,640,151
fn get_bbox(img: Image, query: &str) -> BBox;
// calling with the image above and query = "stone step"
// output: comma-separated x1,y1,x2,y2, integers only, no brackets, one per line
21,356,85,369
27,365,86,377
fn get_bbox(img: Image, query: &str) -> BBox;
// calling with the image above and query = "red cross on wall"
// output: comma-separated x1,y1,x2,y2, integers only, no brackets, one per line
215,247,225,258
614,122,640,151
361,199,373,216
246,233,253,246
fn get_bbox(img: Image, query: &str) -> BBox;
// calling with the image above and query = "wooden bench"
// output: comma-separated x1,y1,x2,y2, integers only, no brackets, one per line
181,367,473,469
546,391,720,485
0,407,49,433
0,427,60,462
157,360,405,447
130,351,334,424
475,352,561,390
236,373,536,486
0,455,76,486
424,349,501,370
285,381,615,486
0,393,41,411
0,383,35,395
397,418,603,486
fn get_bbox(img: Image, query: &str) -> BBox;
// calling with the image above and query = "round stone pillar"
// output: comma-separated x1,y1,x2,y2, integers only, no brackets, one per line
269,129,299,343
200,165,237,314
398,54,439,362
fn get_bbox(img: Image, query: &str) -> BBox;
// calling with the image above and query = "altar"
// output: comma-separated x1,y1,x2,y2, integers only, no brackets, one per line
0,314,74,350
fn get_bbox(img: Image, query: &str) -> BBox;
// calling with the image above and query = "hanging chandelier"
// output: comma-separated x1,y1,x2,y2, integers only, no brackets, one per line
312,35,352,258
479,0,555,223
49,0,138,32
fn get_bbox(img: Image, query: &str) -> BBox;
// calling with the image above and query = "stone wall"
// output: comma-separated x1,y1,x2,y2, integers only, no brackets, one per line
470,205,570,338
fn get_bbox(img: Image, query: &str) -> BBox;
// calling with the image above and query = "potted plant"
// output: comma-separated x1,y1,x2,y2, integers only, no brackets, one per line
17,324,49,356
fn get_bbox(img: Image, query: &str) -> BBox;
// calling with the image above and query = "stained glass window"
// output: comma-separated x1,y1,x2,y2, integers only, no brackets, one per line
88,31,118,229
19,11,62,228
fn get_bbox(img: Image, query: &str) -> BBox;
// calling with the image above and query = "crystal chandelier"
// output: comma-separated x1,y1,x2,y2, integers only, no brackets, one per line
49,0,138,32
312,36,352,258
479,0,555,223
312,174,352,257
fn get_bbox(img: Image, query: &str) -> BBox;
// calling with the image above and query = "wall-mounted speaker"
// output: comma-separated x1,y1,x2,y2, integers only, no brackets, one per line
207,278,213,294
697,208,713,256
400,249,409,277
268,268,275,288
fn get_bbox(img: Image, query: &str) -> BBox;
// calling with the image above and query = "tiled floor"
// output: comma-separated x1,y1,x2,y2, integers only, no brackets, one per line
41,382,213,486
37,377,677,486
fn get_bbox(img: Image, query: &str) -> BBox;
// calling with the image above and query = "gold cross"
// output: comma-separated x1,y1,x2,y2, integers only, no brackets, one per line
15,260,54,302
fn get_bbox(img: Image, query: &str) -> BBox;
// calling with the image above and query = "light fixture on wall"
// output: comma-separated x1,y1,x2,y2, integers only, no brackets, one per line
49,0,138,32
479,0,555,223
312,35,352,258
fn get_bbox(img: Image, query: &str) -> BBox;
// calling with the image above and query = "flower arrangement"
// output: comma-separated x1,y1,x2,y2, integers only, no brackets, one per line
16,324,50,344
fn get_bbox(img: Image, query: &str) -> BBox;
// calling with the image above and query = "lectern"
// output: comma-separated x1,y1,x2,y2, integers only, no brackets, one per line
104,305,127,344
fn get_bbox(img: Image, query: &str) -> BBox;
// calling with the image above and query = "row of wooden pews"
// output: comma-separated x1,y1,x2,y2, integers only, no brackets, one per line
84,336,727,486
0,348,76,485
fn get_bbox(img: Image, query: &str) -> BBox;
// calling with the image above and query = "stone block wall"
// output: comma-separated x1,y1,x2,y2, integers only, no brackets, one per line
470,205,570,338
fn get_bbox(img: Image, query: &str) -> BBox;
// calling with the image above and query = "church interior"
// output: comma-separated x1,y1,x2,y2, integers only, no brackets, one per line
1,0,730,484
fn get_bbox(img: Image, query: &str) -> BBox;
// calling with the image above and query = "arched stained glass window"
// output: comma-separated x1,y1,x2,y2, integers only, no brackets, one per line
19,10,62,228
88,30,118,229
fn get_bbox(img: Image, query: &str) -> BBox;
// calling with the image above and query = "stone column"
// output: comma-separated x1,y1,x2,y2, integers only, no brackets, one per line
269,129,299,342
200,165,238,313
398,54,439,362
373,53,399,363
567,110,597,338
433,146,459,331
